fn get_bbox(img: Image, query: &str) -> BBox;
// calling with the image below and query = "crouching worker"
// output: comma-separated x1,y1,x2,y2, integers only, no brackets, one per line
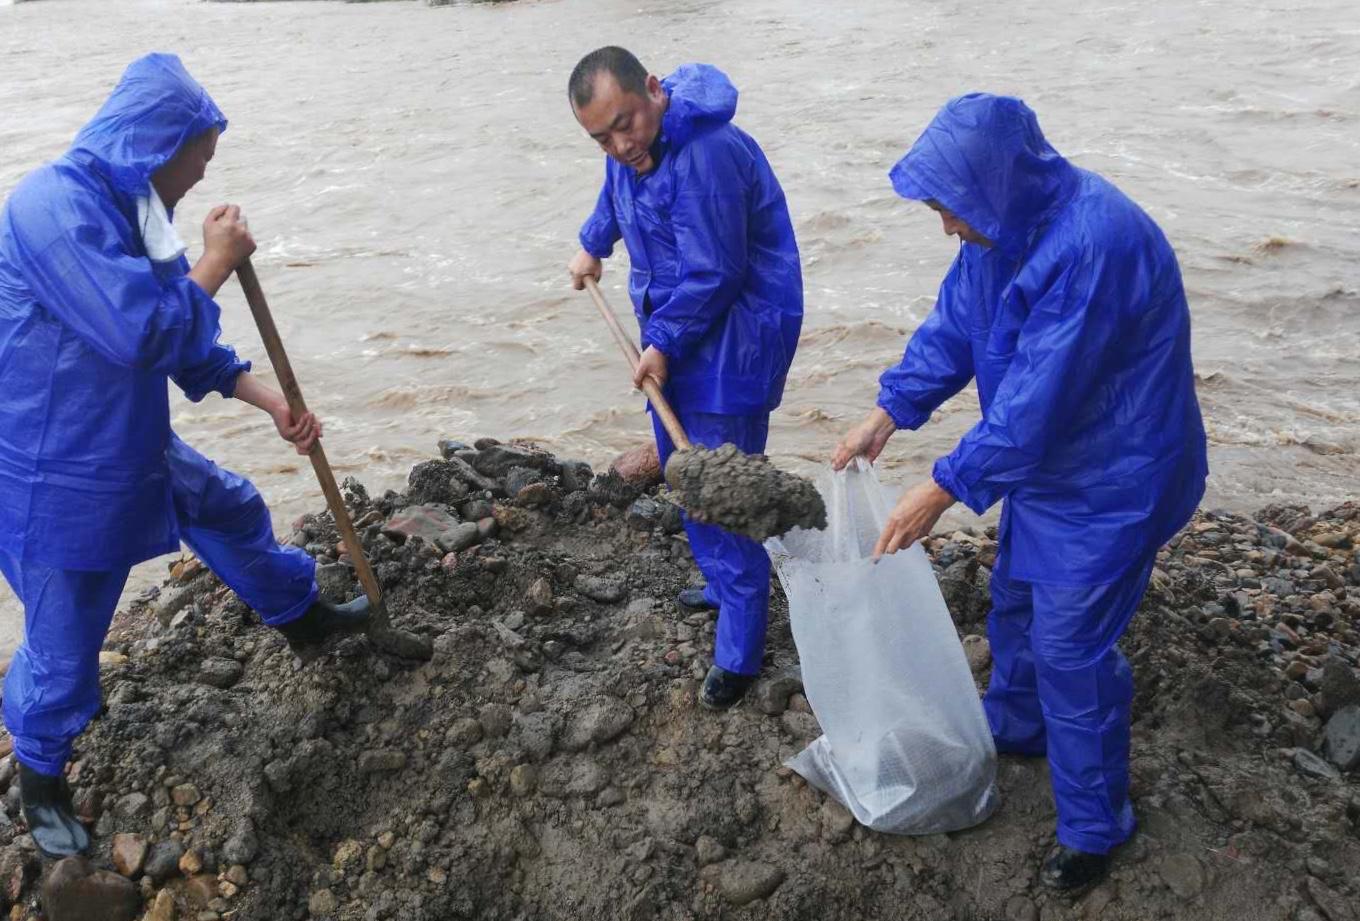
833,94,1208,890
0,54,369,859
566,48,803,708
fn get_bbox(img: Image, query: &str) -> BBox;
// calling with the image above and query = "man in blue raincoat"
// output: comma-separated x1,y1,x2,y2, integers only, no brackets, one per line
566,47,803,709
833,94,1207,890
0,54,369,859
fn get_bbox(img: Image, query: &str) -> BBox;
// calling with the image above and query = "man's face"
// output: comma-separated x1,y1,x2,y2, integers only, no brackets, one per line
927,201,992,248
150,127,218,209
573,72,667,174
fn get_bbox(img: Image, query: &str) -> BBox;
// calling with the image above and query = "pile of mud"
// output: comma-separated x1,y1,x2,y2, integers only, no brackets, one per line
0,437,1356,921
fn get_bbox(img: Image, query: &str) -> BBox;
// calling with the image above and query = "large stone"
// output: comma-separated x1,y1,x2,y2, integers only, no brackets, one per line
1323,705,1360,771
146,888,176,921
444,456,502,494
626,497,661,531
144,839,185,884
1159,853,1205,899
198,657,242,689
115,791,149,820
557,460,594,493
472,443,553,478
406,459,466,505
437,522,482,554
155,587,197,628
510,711,561,762
1307,876,1358,921
562,698,634,750
223,819,259,865
41,857,140,921
1294,748,1340,781
526,578,554,617
382,505,462,547
170,783,202,807
576,575,627,604
0,844,39,905
111,833,148,877
504,466,545,498
962,635,992,674
314,562,354,604
609,443,662,488
1319,661,1360,716
309,887,339,917
718,861,785,906
695,835,727,867
753,672,803,716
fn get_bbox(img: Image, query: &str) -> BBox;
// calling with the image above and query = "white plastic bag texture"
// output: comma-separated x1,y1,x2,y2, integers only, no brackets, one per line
766,460,998,834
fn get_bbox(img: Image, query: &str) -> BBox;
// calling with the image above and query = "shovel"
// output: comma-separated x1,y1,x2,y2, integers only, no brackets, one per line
581,277,825,540
237,259,432,661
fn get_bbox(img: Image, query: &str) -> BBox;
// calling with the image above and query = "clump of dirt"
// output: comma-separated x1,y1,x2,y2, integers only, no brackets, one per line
0,439,1356,921
664,444,827,540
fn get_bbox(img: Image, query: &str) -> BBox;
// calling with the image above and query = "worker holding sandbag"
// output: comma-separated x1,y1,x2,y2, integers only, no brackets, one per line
834,94,1208,891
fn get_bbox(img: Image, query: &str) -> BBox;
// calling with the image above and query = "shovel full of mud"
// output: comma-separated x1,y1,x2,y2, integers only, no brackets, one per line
237,260,432,662
582,278,825,540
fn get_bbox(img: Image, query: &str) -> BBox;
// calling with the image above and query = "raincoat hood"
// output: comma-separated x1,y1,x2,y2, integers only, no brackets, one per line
660,64,738,149
889,94,1077,255
68,53,227,197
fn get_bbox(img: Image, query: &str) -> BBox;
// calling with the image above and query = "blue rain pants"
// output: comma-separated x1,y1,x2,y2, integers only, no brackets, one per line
1,435,316,776
652,410,771,676
983,516,1156,854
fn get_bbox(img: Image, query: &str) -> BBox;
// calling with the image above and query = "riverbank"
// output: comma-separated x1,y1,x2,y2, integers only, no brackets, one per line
0,438,1355,921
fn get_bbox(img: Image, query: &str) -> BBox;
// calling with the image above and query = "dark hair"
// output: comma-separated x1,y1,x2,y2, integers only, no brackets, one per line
568,46,649,109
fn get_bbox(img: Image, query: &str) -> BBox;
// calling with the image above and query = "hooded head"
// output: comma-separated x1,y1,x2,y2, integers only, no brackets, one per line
889,94,1076,255
658,63,737,149
569,48,736,174
68,53,227,202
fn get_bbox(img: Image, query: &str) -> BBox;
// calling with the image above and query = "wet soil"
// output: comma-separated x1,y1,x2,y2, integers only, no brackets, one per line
0,439,1356,921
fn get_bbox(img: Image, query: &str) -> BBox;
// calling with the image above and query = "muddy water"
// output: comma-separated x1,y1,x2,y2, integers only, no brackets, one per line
2,0,1358,656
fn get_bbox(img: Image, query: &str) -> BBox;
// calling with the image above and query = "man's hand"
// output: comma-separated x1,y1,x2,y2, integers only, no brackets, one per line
270,404,322,456
568,249,603,290
189,204,256,297
832,407,898,471
232,371,322,455
873,478,956,559
633,345,668,391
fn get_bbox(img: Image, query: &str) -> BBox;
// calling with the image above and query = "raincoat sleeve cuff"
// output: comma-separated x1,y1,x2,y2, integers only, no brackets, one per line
173,349,251,403
579,231,615,260
875,389,931,431
931,456,988,516
640,325,681,360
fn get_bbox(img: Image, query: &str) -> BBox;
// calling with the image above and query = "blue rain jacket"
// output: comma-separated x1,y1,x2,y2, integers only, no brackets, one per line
579,64,803,415
0,54,247,570
878,94,1207,585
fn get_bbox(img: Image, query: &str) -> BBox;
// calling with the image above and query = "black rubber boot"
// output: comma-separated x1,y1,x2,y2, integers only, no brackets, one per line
1039,845,1111,892
699,665,756,710
19,763,90,859
677,585,717,611
277,596,372,661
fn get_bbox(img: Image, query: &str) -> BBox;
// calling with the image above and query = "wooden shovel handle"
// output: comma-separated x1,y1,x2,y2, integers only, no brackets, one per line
582,277,691,451
236,259,388,622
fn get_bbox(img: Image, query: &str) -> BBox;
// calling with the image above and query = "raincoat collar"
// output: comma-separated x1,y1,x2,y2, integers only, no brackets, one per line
889,94,1078,257
67,53,227,198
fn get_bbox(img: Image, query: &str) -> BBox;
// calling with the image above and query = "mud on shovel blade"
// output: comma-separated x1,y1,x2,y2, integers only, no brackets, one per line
580,278,825,540
236,259,432,661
